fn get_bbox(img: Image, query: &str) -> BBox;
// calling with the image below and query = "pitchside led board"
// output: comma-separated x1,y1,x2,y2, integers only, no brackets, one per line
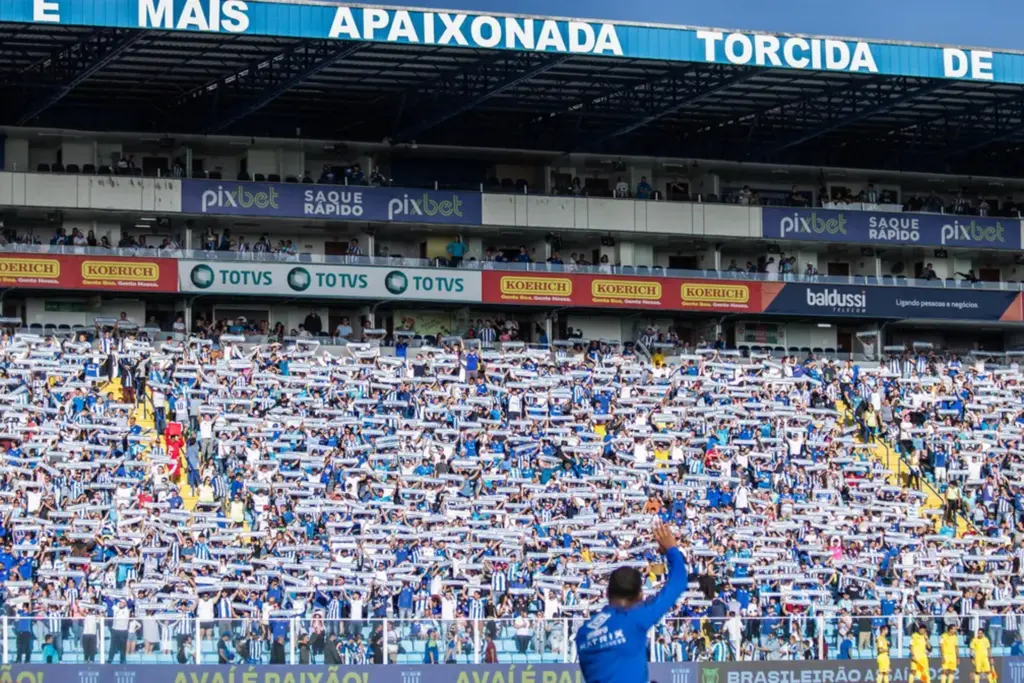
2,0,1020,83
762,207,1024,250
180,179,483,225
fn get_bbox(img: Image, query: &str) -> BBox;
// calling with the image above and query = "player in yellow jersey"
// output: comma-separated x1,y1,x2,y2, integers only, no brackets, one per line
909,624,933,683
970,629,994,683
876,625,891,683
939,624,959,683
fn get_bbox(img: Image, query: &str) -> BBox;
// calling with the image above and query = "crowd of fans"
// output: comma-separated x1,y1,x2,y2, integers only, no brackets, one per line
0,325,1019,669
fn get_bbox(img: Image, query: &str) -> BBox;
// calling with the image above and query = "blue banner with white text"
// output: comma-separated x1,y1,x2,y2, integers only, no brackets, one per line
762,207,1023,250
763,282,1023,320
180,179,482,225
2,0,1024,83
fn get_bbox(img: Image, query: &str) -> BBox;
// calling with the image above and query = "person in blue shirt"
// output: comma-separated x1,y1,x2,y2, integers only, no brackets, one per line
576,522,688,683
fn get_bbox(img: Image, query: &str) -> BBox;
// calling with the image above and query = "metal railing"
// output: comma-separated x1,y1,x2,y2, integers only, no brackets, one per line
4,614,1019,665
0,244,1013,291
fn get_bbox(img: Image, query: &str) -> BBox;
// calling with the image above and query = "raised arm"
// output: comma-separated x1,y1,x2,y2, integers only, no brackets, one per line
629,521,689,632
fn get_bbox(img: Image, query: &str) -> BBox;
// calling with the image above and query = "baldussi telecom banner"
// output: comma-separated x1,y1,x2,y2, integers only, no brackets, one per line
481,272,762,313
179,261,482,302
761,282,1024,321
0,663,696,683
763,206,1024,250
0,254,177,292
180,180,483,225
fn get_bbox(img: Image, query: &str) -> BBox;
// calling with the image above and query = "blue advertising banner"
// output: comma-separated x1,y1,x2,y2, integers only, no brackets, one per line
0,0,1022,83
763,207,1024,250
0,663,696,683
763,282,1023,320
180,180,482,225
1003,657,1024,683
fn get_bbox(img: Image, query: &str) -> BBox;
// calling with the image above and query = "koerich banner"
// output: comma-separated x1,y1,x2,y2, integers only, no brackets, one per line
763,207,1023,250
0,254,178,293
180,180,483,225
179,261,483,303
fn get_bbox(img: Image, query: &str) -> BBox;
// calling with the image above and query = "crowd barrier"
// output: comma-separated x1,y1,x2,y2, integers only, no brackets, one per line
2,658,1022,683
4,617,1021,668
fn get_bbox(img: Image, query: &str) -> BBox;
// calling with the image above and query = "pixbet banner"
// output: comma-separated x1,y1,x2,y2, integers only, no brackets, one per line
179,261,482,302
0,663,696,683
180,180,483,225
762,282,1024,321
0,254,177,293
481,272,762,313
763,207,1023,250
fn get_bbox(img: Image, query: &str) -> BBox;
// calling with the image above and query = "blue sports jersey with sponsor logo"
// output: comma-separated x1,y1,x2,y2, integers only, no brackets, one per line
576,547,688,683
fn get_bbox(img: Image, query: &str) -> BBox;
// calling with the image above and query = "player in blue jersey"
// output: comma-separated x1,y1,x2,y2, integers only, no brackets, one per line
576,521,688,683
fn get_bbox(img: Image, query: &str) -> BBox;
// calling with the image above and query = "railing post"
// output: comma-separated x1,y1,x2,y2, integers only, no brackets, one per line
473,620,480,664
383,619,389,665
99,618,106,663
2,616,7,664
817,616,824,659
290,618,297,665
195,618,201,664
562,619,569,663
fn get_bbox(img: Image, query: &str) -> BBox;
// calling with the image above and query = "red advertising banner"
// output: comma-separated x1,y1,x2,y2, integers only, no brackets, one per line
0,254,178,293
481,271,763,312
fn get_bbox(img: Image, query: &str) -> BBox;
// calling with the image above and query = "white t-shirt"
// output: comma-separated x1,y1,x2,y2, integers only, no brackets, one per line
441,597,455,621
113,605,131,631
198,598,215,621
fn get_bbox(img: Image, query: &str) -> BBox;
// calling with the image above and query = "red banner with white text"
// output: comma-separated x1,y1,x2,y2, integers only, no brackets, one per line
0,254,178,292
481,271,764,312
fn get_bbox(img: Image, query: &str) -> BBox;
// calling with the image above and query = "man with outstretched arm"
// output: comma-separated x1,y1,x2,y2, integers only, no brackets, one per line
576,520,689,683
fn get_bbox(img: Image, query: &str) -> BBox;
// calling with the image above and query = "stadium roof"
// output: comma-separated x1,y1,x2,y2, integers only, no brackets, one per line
2,1,1024,176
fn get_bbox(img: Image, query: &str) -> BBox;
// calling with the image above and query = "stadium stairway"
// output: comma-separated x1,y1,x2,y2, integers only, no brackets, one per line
105,378,200,511
873,439,970,537
838,399,969,536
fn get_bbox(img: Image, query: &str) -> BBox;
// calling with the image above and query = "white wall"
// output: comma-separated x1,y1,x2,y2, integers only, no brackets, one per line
24,298,146,327
61,142,94,168
247,149,277,177
4,139,28,172
280,150,305,179
565,315,623,342
28,147,58,169
780,323,838,350
97,143,124,168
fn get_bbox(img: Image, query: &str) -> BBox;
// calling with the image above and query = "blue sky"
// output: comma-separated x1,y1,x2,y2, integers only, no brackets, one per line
408,0,1019,51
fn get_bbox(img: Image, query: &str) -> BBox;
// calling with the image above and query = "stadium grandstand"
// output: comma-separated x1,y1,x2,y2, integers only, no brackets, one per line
0,0,1023,673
